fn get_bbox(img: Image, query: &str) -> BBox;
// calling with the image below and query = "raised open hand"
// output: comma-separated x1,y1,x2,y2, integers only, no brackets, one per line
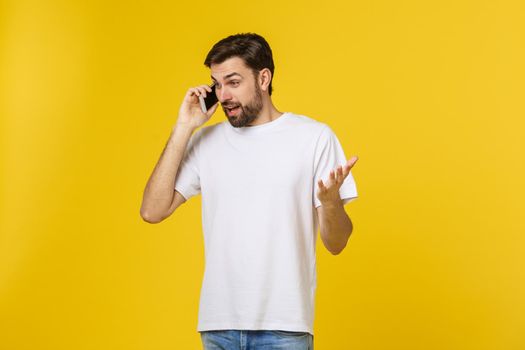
316,156,359,205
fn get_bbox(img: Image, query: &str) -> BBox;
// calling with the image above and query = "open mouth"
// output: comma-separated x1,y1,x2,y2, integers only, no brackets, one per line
225,106,240,116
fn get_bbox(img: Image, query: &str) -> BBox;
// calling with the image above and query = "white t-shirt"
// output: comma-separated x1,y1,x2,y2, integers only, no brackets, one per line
174,112,358,335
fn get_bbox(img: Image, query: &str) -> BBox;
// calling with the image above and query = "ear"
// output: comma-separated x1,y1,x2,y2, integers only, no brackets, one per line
258,68,272,93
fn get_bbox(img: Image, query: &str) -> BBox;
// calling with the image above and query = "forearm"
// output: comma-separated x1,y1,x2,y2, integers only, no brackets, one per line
140,123,195,222
319,199,353,255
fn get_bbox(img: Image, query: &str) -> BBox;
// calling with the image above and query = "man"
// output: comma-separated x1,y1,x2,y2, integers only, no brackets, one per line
140,33,359,350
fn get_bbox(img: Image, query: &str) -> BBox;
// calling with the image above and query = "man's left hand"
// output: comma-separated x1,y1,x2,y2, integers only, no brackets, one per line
316,156,359,206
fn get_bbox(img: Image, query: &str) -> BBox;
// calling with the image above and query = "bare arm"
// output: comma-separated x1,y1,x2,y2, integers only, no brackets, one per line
140,124,195,223
316,201,353,255
140,85,219,223
315,157,359,254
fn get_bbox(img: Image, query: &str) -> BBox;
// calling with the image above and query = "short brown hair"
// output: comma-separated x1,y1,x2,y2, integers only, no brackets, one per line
204,33,275,95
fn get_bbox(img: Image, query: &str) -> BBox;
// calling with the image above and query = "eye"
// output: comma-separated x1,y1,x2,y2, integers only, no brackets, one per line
230,81,240,87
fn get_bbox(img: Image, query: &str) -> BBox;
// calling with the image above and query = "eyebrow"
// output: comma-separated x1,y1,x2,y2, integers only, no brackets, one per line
211,72,243,81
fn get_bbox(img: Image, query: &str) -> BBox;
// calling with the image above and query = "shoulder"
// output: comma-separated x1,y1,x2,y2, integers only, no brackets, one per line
193,121,225,141
287,114,344,154
285,112,326,128
287,112,338,140
284,112,330,136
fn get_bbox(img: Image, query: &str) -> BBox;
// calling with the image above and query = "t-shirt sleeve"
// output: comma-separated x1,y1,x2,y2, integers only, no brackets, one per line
174,129,202,201
313,125,358,208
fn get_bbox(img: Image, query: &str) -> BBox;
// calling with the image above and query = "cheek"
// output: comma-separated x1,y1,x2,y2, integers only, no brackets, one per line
240,86,256,101
233,90,247,104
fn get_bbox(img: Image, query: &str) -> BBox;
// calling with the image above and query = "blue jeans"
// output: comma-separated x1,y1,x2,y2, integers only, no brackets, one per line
200,330,314,350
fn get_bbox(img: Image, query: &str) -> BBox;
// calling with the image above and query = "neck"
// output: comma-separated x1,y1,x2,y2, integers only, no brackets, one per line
246,96,283,126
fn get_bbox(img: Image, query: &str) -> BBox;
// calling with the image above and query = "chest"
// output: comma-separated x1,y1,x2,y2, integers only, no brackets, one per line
200,134,313,197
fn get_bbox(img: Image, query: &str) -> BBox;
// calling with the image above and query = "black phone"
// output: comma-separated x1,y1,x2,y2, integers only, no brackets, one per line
199,83,218,113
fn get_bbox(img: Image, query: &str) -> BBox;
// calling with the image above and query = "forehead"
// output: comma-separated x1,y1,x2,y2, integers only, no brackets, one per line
210,56,252,80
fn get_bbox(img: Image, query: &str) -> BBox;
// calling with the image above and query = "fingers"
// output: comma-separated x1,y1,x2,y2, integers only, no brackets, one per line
330,169,336,182
328,165,346,185
187,85,212,98
330,167,344,183
339,156,359,180
337,166,344,182
320,156,359,192
197,85,209,98
343,156,357,168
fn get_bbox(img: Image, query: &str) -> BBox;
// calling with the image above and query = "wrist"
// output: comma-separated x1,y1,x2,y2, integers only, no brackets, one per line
320,198,344,210
173,122,195,134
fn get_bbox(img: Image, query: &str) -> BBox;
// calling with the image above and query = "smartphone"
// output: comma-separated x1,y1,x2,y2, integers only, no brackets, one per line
199,83,218,113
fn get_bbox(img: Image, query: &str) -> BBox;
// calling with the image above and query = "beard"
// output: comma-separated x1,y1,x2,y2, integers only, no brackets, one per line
222,83,264,128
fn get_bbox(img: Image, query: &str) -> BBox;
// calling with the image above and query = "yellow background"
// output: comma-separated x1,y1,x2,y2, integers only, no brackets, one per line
1,0,524,349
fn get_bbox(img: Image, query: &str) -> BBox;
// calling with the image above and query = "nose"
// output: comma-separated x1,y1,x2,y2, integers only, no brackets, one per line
217,87,232,102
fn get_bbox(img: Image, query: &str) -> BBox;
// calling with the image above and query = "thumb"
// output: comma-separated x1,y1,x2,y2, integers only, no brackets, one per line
206,101,219,117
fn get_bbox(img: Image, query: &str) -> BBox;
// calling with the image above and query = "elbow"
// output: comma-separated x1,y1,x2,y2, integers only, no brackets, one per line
322,237,347,256
140,210,163,224
324,230,352,256
329,244,346,255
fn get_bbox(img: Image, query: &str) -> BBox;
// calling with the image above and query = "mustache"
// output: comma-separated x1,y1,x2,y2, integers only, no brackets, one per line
221,103,240,108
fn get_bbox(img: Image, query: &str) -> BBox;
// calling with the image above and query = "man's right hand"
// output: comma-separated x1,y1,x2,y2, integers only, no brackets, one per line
176,85,219,130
